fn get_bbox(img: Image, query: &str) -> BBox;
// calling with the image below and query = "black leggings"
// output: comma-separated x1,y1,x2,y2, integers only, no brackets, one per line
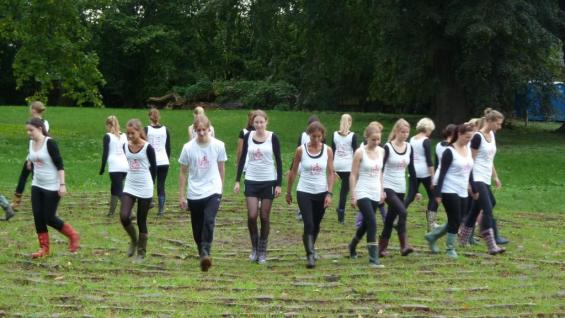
15,160,32,194
336,172,350,211
156,165,169,197
297,191,326,239
120,193,151,234
465,182,496,230
31,186,64,233
355,198,378,243
188,194,221,249
441,193,468,234
109,172,126,196
404,177,438,212
381,189,406,239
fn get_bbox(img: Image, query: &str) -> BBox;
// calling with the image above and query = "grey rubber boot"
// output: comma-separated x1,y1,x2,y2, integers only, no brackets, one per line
446,233,458,258
124,224,138,257
348,236,360,259
0,195,15,221
303,234,316,269
137,233,148,259
257,237,268,264
107,195,119,217
368,243,384,268
425,224,447,254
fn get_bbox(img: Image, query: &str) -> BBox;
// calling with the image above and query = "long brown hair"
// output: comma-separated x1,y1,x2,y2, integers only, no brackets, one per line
27,117,49,136
450,123,474,145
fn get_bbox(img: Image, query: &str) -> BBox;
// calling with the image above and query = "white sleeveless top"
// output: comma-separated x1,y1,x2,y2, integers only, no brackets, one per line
410,136,431,178
383,142,411,193
107,133,128,173
440,147,474,197
297,144,328,194
472,131,496,185
123,142,154,198
433,141,449,185
29,137,60,191
333,131,355,172
355,146,384,202
244,131,277,182
146,125,169,166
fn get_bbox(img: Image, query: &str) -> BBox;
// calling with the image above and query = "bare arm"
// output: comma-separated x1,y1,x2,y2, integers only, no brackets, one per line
349,148,362,208
179,164,188,210
325,147,335,208
285,146,302,205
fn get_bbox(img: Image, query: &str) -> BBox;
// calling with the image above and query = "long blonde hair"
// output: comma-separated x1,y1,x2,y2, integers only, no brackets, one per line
388,118,410,142
105,115,121,137
339,114,352,135
364,121,383,139
126,119,146,141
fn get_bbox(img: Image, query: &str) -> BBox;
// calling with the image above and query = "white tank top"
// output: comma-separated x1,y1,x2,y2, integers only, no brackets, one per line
29,137,60,191
472,131,496,185
297,144,328,194
107,133,128,173
440,147,474,197
147,125,169,166
410,136,431,178
333,131,355,172
355,146,384,202
123,142,154,198
383,142,411,193
244,131,276,182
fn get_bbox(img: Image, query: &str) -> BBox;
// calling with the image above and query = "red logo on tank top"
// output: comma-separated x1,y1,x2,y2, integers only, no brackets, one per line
310,163,322,175
394,160,407,169
252,148,263,161
370,164,380,176
336,144,347,157
34,159,44,168
130,159,141,170
198,155,210,169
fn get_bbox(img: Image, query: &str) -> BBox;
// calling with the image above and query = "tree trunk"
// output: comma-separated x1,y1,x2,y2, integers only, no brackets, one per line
556,122,565,133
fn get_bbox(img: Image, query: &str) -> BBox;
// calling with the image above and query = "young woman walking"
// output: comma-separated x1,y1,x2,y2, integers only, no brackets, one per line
145,108,171,216
99,116,128,217
347,122,385,268
459,109,506,254
286,121,335,269
11,101,50,212
332,114,358,224
404,118,437,231
26,118,79,258
235,110,256,171
379,119,416,257
426,123,477,258
121,119,157,259
179,115,227,272
234,110,283,264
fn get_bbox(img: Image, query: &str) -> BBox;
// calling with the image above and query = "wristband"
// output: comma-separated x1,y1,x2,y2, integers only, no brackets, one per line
327,192,333,196
60,184,65,186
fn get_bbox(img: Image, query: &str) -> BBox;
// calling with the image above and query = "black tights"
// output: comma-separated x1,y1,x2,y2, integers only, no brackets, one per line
297,191,326,240
246,197,273,239
441,193,468,234
465,182,496,231
31,186,64,233
336,172,350,211
404,177,438,212
120,193,151,234
381,189,406,239
355,198,378,243
109,172,126,196
156,165,169,197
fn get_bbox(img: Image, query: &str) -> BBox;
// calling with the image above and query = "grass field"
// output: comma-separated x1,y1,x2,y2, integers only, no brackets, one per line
0,106,564,317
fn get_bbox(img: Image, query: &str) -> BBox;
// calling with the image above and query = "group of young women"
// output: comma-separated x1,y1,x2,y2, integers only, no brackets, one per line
8,103,509,271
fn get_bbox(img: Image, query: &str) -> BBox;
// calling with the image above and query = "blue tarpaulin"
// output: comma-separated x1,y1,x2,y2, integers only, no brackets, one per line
515,82,565,122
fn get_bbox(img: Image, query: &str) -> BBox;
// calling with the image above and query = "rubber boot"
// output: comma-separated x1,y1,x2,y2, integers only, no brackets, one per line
348,236,360,259
398,232,414,256
0,195,15,221
200,243,212,272
137,233,148,259
249,233,258,262
493,219,509,245
107,195,119,217
446,233,458,258
124,224,138,257
313,230,320,260
368,243,384,268
336,208,345,224
157,195,165,216
458,224,474,247
482,228,505,255
378,236,389,257
10,193,22,212
426,210,438,232
257,237,268,264
425,224,447,254
31,232,49,259
303,234,316,269
59,223,80,253
469,226,480,245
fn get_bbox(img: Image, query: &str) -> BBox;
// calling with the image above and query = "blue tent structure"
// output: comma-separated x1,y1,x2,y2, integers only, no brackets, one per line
515,82,565,122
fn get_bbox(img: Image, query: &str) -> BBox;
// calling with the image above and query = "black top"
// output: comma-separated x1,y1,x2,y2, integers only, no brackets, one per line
422,138,433,168
46,139,64,171
99,134,110,175
236,132,283,186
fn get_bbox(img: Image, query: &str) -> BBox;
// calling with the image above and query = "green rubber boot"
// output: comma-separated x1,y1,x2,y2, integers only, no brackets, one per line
424,224,447,254
446,233,458,258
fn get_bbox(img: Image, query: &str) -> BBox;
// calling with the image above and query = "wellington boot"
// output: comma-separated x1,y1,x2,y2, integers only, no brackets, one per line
137,233,148,259
257,237,268,264
200,243,212,271
482,228,505,255
0,195,15,221
303,234,315,269
249,234,258,262
425,224,447,254
398,232,414,256
31,232,49,259
348,236,360,259
157,195,165,216
426,210,438,232
124,224,138,257
378,236,389,257
446,233,458,258
336,208,345,224
458,224,474,247
107,195,119,217
368,243,384,268
59,223,80,253
10,193,22,212
493,219,509,245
